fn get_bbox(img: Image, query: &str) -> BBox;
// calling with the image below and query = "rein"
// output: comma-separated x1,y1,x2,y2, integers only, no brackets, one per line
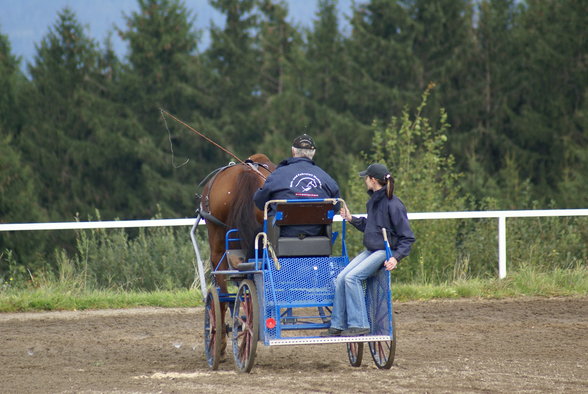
160,109,271,182
161,109,242,163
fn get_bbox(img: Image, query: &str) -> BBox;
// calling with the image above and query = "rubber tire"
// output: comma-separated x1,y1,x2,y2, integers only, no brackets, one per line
347,341,364,367
232,279,259,373
369,340,395,369
204,288,223,370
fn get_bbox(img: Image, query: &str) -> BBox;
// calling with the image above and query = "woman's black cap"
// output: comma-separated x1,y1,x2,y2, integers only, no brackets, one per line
359,163,389,181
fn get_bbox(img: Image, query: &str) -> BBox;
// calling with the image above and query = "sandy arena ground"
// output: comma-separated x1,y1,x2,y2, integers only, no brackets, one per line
1,296,586,393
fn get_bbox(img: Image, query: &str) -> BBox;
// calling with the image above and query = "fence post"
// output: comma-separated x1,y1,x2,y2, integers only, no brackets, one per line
498,216,507,279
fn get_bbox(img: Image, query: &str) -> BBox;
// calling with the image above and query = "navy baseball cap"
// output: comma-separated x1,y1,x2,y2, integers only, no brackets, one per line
292,134,316,149
359,163,389,181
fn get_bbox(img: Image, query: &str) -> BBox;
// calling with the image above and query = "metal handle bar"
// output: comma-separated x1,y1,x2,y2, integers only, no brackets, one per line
382,228,392,260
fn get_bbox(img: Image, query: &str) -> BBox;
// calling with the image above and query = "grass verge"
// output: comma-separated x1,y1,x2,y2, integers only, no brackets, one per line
0,288,201,312
1,266,586,313
393,265,588,301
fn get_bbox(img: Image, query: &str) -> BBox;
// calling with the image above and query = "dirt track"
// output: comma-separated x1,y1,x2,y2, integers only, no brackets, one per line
1,297,586,393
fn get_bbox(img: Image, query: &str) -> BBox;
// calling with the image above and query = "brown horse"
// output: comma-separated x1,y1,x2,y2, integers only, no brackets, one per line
199,153,276,349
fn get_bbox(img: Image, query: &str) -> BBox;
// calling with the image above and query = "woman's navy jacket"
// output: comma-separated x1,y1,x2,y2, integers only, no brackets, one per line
349,188,415,260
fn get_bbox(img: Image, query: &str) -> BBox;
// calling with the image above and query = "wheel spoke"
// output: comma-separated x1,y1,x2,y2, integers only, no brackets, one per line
237,319,251,361
369,339,394,369
204,289,223,370
231,280,259,373
236,329,248,340
239,334,249,360
347,341,364,367
380,341,389,360
207,335,216,353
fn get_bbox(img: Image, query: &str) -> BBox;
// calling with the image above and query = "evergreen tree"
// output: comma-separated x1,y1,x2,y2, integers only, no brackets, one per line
118,0,206,126
21,8,103,220
408,0,475,126
0,32,47,269
254,0,314,162
205,0,262,157
118,0,217,215
0,137,47,267
0,33,24,135
558,89,588,207
257,0,301,97
305,0,346,110
300,0,370,186
19,8,182,221
409,0,473,88
455,0,523,205
0,32,33,217
344,0,420,124
509,0,588,206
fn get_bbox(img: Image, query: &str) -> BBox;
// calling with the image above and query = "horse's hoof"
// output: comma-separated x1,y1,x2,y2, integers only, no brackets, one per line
219,346,228,363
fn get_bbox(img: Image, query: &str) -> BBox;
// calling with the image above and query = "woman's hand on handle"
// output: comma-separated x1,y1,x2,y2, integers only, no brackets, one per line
339,204,352,221
384,257,398,271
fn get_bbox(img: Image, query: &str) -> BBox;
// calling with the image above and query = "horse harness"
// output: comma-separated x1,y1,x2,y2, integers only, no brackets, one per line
195,160,272,227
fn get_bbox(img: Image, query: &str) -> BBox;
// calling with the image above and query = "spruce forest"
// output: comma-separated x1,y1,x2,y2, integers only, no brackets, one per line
1,0,587,287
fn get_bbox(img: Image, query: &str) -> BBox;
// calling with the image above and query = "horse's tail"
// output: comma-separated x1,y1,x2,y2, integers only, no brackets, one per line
226,168,262,256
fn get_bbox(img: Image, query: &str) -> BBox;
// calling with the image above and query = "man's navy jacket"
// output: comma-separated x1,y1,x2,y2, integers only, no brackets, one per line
253,157,340,237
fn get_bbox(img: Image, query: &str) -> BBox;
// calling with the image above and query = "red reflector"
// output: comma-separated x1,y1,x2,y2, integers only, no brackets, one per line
265,318,276,329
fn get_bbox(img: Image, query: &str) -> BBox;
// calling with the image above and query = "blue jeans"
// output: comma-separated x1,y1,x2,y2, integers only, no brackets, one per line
330,249,387,330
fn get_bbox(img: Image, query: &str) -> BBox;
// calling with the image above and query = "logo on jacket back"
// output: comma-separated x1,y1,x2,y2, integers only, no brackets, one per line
290,173,322,197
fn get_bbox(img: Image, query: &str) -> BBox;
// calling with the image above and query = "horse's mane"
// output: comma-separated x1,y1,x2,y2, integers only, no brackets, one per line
225,168,262,256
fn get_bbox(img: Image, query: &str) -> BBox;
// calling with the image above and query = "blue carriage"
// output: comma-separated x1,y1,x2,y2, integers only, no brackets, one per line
192,198,396,373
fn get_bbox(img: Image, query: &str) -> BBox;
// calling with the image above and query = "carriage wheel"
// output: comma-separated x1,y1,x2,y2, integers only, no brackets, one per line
232,279,259,373
368,320,396,369
204,287,223,370
346,341,364,367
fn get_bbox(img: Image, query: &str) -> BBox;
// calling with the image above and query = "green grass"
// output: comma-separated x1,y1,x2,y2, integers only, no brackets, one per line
1,266,586,313
392,265,588,301
0,287,202,312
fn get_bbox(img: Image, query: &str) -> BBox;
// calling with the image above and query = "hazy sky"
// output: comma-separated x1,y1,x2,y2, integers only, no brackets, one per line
1,0,354,67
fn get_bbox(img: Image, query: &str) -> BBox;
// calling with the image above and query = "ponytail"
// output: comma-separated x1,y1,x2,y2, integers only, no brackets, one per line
385,174,394,200
375,173,395,199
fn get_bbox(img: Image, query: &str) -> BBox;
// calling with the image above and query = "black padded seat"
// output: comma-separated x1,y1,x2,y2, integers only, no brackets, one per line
274,236,332,257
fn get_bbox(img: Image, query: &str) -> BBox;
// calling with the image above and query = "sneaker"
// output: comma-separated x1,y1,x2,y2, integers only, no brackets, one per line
341,327,370,336
320,327,343,337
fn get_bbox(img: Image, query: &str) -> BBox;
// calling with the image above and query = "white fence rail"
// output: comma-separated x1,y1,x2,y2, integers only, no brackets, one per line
1,209,587,279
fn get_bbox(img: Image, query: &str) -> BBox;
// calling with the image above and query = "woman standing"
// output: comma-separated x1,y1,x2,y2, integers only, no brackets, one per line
322,163,415,337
